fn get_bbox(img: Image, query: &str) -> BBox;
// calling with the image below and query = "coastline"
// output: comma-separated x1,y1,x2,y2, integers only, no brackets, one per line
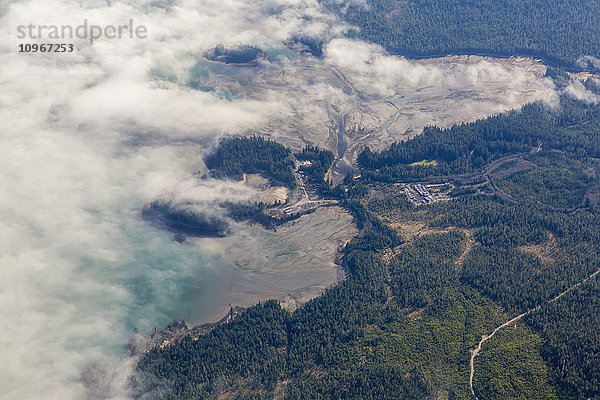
128,306,246,355
140,204,357,347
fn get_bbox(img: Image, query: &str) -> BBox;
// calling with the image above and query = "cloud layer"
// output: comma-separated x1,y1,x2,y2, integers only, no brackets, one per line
2,0,346,398
563,79,600,104
0,1,565,399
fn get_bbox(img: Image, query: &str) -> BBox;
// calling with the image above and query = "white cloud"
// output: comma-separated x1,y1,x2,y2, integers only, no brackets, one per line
0,1,563,399
563,79,600,104
323,39,557,101
1,0,347,399
578,55,600,70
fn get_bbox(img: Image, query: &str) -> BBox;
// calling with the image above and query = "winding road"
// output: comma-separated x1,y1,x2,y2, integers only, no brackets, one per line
469,266,600,399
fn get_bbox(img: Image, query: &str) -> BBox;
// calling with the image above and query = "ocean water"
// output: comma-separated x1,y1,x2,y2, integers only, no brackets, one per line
0,130,237,399
0,0,560,398
0,0,337,396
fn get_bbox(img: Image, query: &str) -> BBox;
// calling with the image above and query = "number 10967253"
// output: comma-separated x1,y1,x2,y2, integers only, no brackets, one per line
18,43,74,52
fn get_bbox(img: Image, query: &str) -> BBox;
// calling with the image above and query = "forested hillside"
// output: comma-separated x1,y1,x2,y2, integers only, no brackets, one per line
132,76,600,399
359,73,600,184
327,0,600,68
205,136,296,187
296,145,334,183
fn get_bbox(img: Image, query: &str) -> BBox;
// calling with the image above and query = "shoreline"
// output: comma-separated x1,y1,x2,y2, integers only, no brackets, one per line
140,204,357,348
128,305,246,355
384,49,593,73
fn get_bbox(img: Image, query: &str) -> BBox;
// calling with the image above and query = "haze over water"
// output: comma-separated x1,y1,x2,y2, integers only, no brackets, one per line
0,0,560,398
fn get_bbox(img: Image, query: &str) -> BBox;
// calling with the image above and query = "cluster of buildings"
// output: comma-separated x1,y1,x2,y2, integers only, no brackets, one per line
414,184,435,203
400,183,450,205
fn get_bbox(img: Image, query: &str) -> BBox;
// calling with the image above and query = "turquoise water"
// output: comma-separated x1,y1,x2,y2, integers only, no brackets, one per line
0,136,236,399
62,206,235,361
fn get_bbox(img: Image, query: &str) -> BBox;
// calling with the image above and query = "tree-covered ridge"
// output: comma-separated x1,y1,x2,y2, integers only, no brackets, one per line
296,145,334,183
141,199,230,237
474,322,558,400
358,86,600,184
133,81,600,399
496,152,592,209
133,199,432,399
526,279,600,400
205,44,266,64
205,136,296,187
389,231,465,309
328,0,600,68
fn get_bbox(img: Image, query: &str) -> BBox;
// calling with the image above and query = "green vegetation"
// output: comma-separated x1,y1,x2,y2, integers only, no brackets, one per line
497,152,591,209
221,201,284,229
328,0,600,68
133,200,414,399
358,76,600,183
205,136,296,187
336,285,508,399
296,145,335,183
410,159,438,167
474,323,558,400
205,44,265,64
390,231,464,308
133,80,600,399
141,199,230,237
366,190,414,217
526,278,600,400
448,186,479,197
222,201,308,228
